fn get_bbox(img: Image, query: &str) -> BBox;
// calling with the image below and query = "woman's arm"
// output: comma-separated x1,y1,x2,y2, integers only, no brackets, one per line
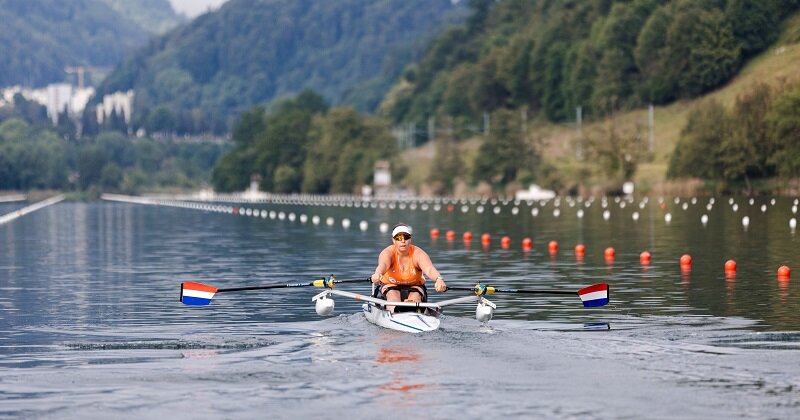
371,246,392,284
416,248,447,292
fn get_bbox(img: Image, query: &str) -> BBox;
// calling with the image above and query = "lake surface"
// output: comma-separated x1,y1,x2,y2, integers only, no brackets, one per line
1,197,799,418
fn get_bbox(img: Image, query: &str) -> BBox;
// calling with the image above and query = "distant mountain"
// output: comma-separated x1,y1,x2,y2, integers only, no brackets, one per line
101,0,185,35
0,0,182,88
93,0,467,134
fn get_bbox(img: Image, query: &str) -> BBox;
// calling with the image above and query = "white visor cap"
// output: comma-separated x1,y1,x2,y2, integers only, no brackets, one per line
391,225,413,237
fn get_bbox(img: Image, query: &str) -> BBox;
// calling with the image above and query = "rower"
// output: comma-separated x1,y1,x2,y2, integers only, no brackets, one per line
371,223,447,312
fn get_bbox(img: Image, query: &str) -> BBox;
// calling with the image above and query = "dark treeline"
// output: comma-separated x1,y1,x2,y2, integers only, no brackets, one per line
0,113,227,193
669,82,800,191
384,0,799,130
211,91,397,194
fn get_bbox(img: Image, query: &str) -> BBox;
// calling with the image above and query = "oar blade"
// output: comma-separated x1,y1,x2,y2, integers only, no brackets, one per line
578,283,609,307
181,282,218,305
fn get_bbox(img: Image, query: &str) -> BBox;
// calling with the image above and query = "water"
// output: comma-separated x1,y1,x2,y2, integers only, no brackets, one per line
1,199,799,418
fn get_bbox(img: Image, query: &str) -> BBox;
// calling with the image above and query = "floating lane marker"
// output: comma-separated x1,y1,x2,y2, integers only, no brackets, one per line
0,194,65,225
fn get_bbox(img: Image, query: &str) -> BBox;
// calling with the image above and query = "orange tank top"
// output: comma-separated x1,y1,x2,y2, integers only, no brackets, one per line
381,245,425,286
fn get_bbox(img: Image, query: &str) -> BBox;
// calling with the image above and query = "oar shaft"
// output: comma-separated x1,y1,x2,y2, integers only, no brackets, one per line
446,286,576,295
217,277,369,293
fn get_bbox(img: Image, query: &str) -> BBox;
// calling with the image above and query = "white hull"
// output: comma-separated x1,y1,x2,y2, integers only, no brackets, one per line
362,303,440,333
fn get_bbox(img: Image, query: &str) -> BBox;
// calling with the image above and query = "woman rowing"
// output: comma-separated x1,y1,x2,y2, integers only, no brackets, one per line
371,223,447,312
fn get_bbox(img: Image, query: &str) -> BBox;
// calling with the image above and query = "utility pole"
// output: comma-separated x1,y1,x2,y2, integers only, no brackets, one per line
648,103,655,153
576,106,583,160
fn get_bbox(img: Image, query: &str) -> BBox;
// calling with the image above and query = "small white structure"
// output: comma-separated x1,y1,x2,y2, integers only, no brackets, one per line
96,90,134,125
515,184,556,201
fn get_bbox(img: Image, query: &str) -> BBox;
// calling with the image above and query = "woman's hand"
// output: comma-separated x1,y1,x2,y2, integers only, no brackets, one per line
434,277,447,292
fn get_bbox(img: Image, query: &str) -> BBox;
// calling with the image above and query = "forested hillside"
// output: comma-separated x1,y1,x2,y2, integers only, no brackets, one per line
93,0,467,135
0,0,180,87
383,0,799,129
101,0,185,35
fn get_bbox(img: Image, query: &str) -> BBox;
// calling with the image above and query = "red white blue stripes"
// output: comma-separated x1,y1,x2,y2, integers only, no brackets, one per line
181,282,218,305
578,283,609,307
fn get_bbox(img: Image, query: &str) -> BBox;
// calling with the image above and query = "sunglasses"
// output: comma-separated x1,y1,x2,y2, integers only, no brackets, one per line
393,233,412,241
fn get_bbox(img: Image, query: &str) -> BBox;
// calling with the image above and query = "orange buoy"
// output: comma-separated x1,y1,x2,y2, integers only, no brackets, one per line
463,231,473,241
500,236,511,249
233,207,239,215
481,233,491,244
447,204,454,212
548,240,558,254
640,251,651,264
724,259,737,273
445,230,455,241
522,237,533,249
604,247,616,258
680,254,692,266
778,265,790,278
575,244,586,256
430,228,440,238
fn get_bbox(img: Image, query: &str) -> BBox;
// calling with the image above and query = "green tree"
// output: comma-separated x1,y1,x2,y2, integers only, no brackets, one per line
472,109,534,186
668,100,731,179
766,86,800,177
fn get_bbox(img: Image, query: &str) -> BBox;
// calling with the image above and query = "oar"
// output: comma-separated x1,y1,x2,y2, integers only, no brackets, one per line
446,283,610,307
180,276,370,305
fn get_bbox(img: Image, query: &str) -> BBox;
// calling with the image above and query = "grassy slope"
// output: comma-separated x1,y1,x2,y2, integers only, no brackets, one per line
402,12,800,196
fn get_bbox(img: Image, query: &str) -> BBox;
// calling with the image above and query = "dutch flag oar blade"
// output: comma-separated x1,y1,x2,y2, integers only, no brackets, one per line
181,282,218,305
578,283,609,307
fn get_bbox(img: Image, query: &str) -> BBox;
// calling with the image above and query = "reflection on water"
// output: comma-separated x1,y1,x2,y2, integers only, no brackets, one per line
1,199,799,418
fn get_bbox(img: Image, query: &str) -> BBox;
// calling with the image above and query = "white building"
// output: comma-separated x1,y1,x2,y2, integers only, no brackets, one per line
0,84,94,125
96,90,134,125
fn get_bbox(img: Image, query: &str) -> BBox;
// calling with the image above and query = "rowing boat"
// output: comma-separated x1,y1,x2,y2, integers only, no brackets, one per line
180,276,609,333
311,288,496,333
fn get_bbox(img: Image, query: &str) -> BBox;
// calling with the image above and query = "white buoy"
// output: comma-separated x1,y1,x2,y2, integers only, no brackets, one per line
278,212,285,220
461,205,469,213
433,204,441,211
531,208,539,217
790,218,797,230
632,211,639,221
792,205,797,214
379,222,389,233
553,209,560,217
729,198,735,205
493,206,501,214
326,217,334,226
261,210,268,218
269,211,277,219
315,297,335,316
341,218,351,229
511,207,519,215
770,198,776,206
421,203,429,211
245,208,252,216
701,214,708,225
619,201,626,209
665,213,672,223
312,215,320,225
742,216,750,228
475,303,494,323
674,197,680,204
691,197,697,205
732,204,739,212
577,209,584,218
359,220,368,231
760,204,767,213
300,214,308,223
706,204,713,211
682,202,688,210
749,198,755,205
603,210,611,220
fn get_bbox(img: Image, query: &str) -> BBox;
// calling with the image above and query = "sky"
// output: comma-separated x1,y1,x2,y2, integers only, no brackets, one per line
168,0,229,18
